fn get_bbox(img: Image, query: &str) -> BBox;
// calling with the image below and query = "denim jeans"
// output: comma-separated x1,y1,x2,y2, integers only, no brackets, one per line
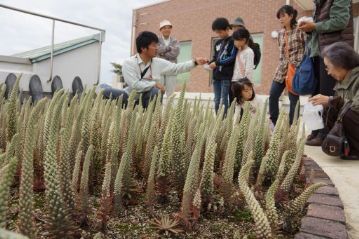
269,80,299,125
213,79,231,115
140,87,161,109
99,83,128,107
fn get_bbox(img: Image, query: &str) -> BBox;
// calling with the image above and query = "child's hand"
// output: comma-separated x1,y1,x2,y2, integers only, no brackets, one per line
209,62,217,69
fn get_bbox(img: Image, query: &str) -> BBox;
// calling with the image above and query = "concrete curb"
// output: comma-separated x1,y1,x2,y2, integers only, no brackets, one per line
295,157,348,239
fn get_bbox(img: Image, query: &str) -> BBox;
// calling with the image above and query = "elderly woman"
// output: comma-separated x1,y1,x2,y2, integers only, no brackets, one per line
309,42,359,160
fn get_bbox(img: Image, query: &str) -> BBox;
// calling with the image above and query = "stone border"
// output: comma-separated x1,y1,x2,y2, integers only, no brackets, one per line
295,157,348,239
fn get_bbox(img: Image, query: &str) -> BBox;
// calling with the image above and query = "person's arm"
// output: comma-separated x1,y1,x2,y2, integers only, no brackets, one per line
216,41,237,66
160,58,196,76
163,38,180,59
315,0,351,33
122,60,156,93
244,50,255,80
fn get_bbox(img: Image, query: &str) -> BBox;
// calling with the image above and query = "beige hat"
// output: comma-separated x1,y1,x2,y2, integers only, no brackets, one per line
160,20,172,29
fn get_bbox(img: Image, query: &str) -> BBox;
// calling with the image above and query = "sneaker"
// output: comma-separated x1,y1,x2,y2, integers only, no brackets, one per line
305,136,323,146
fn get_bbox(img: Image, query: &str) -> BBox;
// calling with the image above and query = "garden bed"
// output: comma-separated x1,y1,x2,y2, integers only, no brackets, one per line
0,78,331,239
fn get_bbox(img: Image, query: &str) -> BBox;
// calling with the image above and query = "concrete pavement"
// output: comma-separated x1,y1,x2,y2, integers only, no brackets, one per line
305,146,359,239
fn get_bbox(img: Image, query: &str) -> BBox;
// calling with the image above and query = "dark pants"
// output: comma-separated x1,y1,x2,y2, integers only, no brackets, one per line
311,56,337,137
313,56,336,96
100,83,128,107
140,87,161,109
323,101,359,156
101,84,161,109
213,79,231,115
269,80,299,125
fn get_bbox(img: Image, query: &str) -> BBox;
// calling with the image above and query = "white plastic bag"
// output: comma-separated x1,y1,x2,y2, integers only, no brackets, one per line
303,103,324,131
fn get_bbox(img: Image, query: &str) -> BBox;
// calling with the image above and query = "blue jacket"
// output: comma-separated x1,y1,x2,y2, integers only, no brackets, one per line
211,36,237,80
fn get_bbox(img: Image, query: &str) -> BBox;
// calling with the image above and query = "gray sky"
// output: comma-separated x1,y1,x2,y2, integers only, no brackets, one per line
0,0,162,84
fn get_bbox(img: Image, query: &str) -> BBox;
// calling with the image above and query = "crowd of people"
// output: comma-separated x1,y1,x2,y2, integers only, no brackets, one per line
100,0,358,160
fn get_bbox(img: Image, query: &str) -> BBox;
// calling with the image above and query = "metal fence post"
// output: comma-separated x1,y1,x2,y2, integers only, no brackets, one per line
48,20,55,82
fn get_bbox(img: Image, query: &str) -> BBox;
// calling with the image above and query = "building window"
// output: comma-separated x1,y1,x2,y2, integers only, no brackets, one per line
354,17,359,53
177,41,192,83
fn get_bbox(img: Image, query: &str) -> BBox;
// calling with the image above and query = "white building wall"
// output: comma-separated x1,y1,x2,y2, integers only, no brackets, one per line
0,42,101,93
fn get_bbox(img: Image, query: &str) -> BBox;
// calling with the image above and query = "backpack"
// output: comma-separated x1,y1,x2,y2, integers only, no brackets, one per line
250,42,261,69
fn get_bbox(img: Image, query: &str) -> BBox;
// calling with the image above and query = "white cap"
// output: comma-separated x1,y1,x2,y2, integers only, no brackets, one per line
160,20,172,29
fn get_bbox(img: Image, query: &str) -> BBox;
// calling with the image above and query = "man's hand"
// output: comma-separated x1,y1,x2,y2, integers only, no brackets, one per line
309,94,330,106
298,22,316,32
209,62,217,69
194,57,209,66
154,82,166,94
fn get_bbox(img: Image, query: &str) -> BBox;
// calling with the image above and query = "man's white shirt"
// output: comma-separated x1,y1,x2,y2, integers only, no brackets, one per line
122,53,195,94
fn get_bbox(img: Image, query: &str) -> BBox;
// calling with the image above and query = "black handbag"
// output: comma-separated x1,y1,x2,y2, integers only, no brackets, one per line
322,101,352,157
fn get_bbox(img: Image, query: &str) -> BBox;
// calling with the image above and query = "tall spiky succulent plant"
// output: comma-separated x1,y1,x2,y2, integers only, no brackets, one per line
145,146,159,205
242,112,259,167
58,99,78,211
89,93,104,188
219,100,235,153
234,102,250,173
288,183,326,215
264,114,283,180
222,125,240,185
200,136,217,206
0,135,19,227
280,137,305,193
79,145,94,213
108,106,122,185
42,90,64,153
43,91,71,237
16,97,31,163
265,150,289,229
238,153,272,239
81,89,95,154
18,99,46,238
113,112,136,215
254,99,268,166
181,134,205,219
71,147,83,193
143,111,159,179
6,75,21,141
171,84,187,192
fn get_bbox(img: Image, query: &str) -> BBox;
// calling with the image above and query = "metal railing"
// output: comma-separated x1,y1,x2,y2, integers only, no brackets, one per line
0,4,106,84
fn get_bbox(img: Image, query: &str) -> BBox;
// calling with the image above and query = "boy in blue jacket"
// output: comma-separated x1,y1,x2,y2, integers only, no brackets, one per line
209,17,237,114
